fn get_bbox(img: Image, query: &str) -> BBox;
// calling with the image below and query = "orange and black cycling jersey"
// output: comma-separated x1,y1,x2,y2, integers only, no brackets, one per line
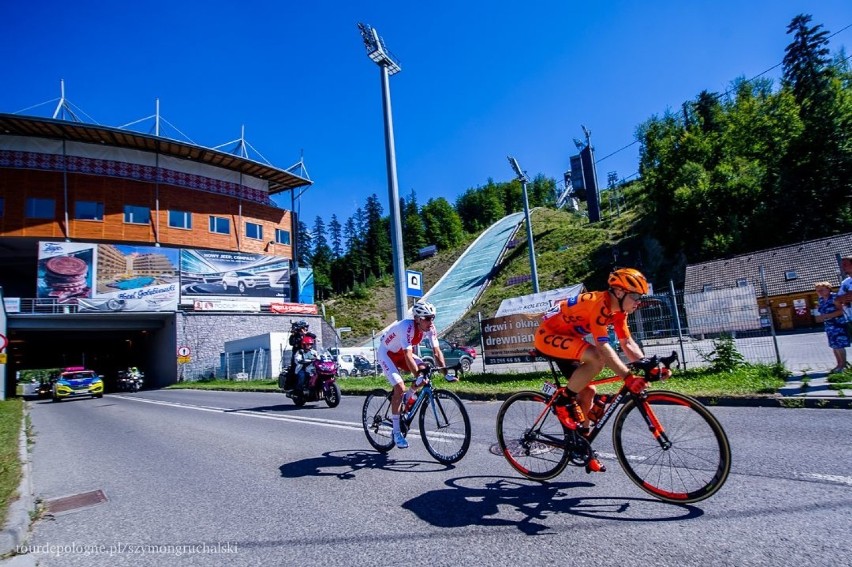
536,291,629,348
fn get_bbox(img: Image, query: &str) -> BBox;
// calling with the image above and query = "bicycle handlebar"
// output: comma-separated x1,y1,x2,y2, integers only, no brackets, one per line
628,351,679,380
418,362,462,378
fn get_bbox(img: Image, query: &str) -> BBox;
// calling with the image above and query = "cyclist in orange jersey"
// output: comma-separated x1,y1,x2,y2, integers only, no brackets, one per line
535,268,667,449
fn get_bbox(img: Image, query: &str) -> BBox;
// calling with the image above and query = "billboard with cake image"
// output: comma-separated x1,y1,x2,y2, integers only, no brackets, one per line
37,242,96,302
37,242,180,311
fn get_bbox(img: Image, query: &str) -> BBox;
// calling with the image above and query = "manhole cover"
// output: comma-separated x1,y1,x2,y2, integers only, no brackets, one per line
45,489,108,515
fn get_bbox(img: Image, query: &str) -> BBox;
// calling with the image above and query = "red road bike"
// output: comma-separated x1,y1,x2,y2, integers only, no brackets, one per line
495,352,731,504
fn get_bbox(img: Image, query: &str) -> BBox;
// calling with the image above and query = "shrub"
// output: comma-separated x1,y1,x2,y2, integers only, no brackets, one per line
697,333,746,373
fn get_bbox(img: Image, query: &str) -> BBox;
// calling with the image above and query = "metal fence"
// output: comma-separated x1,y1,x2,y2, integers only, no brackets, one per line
629,281,834,373
219,349,272,381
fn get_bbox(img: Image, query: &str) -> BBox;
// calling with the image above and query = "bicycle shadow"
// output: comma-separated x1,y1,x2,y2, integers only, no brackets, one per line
279,450,455,480
402,475,704,534
223,402,336,414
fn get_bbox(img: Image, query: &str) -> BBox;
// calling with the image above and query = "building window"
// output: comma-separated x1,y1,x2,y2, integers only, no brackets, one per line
275,228,291,245
168,210,192,229
246,222,263,240
736,278,749,287
75,200,104,221
25,197,55,219
209,216,230,235
784,270,798,281
702,284,713,292
124,204,150,224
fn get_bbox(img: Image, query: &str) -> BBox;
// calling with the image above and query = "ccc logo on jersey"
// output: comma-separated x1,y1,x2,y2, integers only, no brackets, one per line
542,334,576,350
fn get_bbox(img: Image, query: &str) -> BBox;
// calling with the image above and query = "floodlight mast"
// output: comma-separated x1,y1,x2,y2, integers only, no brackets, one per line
507,156,540,293
358,22,408,322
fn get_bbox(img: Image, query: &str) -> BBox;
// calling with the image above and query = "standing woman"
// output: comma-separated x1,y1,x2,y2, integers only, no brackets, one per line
814,282,849,374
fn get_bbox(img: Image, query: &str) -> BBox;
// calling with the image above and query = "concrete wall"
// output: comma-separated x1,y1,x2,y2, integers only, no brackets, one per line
176,313,331,381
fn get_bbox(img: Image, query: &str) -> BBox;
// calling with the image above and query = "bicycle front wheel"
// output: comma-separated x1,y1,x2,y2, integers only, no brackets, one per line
362,389,395,452
495,391,570,481
613,391,731,503
419,389,471,464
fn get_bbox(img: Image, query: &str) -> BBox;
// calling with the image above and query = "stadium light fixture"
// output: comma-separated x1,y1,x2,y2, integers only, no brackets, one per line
507,156,540,293
357,22,407,321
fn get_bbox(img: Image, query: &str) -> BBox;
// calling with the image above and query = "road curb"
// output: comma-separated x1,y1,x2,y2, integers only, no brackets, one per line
0,404,34,559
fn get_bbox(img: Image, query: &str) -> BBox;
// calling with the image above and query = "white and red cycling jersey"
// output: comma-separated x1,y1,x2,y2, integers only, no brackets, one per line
377,318,440,386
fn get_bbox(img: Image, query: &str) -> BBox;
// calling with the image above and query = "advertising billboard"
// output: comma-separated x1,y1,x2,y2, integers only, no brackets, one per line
479,312,542,365
38,242,180,311
37,241,96,302
179,249,291,307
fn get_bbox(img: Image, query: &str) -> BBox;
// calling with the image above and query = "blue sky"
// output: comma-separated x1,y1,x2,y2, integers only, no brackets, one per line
2,1,850,230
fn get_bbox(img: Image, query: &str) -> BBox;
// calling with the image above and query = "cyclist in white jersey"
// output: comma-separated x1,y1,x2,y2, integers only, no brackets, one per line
378,301,448,448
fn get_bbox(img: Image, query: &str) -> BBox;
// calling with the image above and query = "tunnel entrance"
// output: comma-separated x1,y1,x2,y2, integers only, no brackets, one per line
5,313,175,392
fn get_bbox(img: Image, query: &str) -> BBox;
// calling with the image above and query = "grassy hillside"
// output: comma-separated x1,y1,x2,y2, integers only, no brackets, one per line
325,183,648,348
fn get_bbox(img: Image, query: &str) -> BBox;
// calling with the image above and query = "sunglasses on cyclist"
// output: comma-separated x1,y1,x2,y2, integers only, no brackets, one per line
626,292,644,303
419,315,435,321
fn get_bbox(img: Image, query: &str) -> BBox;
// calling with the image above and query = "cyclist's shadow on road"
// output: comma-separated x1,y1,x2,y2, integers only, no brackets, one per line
279,450,456,480
402,476,704,534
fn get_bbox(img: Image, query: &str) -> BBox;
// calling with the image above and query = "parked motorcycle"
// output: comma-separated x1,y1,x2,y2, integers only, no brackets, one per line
283,353,341,408
352,355,380,377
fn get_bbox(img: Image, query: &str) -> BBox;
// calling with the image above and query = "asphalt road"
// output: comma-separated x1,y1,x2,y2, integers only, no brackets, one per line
22,390,851,566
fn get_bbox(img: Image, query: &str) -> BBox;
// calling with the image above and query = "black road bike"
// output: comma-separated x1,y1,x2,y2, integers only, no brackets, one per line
362,364,471,465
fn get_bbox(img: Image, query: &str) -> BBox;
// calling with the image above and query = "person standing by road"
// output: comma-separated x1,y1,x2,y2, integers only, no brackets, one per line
816,281,849,374
836,255,852,321
377,301,448,449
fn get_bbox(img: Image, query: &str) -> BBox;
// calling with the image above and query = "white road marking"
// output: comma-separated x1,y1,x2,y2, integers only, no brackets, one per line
801,473,852,486
114,395,365,432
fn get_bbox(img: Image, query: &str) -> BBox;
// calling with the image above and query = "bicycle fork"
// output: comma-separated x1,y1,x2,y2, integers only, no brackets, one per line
636,395,673,450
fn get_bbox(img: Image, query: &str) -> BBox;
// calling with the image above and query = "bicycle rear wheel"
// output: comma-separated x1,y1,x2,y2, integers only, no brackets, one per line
418,389,471,464
495,391,570,481
613,391,731,503
362,389,395,452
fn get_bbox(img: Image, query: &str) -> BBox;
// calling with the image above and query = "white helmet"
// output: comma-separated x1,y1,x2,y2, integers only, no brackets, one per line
412,301,437,319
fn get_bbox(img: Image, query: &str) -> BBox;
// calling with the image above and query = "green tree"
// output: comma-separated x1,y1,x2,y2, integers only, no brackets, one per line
311,216,333,300
780,14,852,239
328,214,343,259
364,194,391,278
529,174,557,207
455,180,506,232
401,190,427,263
422,197,464,250
296,219,312,267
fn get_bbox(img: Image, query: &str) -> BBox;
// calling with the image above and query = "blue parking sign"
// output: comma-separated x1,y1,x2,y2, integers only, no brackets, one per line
406,270,423,298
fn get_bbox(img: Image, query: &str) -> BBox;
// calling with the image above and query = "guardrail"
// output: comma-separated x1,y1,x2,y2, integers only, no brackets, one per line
9,298,80,315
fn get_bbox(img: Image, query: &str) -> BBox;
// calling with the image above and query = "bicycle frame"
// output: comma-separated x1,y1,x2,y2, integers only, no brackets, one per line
537,361,673,451
400,382,433,430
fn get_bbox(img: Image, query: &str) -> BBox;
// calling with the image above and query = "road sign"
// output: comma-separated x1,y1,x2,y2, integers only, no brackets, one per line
406,270,423,298
177,355,191,364
0,353,6,364
177,346,191,357
0,332,6,353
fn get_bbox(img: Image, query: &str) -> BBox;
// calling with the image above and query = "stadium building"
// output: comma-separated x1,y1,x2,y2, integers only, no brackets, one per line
0,110,325,390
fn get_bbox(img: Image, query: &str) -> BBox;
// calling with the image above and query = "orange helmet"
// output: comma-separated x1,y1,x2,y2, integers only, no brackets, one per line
608,268,649,295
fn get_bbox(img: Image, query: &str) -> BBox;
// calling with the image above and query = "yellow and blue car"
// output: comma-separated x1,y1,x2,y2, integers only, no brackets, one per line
52,367,104,402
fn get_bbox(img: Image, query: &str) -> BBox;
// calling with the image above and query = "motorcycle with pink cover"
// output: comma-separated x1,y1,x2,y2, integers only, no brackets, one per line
285,352,342,408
